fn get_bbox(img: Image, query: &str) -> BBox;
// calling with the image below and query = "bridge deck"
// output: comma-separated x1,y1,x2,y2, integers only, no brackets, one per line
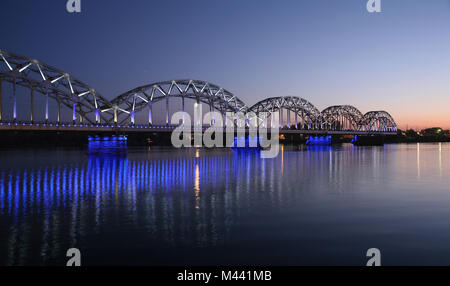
0,122,397,136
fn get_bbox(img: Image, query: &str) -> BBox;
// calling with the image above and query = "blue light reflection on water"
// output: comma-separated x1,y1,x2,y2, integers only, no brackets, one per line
88,135,128,155
1,143,450,265
306,136,332,145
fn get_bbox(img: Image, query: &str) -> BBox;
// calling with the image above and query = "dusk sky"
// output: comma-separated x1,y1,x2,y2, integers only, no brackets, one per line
2,0,450,129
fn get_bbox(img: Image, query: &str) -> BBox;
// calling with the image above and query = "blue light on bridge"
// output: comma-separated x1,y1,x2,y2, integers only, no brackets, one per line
88,135,128,155
306,136,332,145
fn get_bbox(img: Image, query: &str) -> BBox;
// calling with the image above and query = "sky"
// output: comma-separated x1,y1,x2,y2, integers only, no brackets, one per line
1,0,450,129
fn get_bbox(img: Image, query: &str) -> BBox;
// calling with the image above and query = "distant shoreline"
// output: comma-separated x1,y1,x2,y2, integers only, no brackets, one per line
384,136,450,144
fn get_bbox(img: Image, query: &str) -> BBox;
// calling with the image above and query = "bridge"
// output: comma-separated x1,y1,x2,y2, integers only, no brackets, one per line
0,49,397,136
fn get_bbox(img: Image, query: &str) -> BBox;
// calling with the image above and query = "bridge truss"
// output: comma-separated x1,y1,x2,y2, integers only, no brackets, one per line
321,105,364,131
248,96,321,129
109,80,248,126
0,50,114,124
0,49,397,133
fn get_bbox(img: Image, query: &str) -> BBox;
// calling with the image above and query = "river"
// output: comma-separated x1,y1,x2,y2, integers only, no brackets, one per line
0,143,449,266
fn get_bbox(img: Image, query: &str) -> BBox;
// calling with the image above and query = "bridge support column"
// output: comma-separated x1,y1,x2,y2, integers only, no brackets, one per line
295,111,298,129
95,109,100,124
270,112,273,128
113,107,118,126
181,96,185,124
30,88,34,123
0,79,2,122
301,110,305,129
279,109,282,129
57,100,61,124
166,95,169,125
130,110,135,125
45,89,49,123
287,109,290,128
209,102,213,126
148,102,152,125
195,98,201,126
131,96,136,125
73,103,77,124
13,77,17,122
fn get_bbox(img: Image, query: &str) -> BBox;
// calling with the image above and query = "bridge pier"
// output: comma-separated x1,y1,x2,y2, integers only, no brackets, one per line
351,135,385,146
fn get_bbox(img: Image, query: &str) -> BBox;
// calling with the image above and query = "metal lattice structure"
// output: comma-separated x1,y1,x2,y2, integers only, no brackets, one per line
320,105,364,131
359,111,397,132
109,80,248,125
0,49,113,124
0,49,398,133
249,96,321,129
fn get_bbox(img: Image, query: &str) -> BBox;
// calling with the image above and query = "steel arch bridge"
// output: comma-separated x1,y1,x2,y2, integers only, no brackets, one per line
109,79,248,126
0,49,397,134
248,96,321,129
0,49,114,124
320,105,364,131
359,111,397,132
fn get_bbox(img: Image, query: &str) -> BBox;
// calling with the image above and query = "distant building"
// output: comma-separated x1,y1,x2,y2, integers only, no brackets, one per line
421,127,443,136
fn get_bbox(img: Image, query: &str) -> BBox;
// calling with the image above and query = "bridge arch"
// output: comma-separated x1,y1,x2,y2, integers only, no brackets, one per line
249,96,321,129
0,49,113,124
320,105,364,131
0,49,399,132
359,111,397,132
109,79,248,125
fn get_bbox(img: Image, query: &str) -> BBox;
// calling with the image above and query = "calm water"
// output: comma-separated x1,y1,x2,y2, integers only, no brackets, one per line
1,143,450,266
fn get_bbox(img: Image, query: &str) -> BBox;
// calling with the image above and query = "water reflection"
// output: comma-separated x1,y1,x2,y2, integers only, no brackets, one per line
0,143,450,265
417,143,421,179
439,143,443,178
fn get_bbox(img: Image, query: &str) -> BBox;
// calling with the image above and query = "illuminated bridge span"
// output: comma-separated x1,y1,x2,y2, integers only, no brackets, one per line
0,49,397,134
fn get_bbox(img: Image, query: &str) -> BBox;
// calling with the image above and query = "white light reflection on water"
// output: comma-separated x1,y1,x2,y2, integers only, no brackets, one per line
0,143,450,265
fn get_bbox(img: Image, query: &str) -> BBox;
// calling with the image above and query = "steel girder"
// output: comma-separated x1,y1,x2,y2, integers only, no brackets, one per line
360,111,397,132
320,105,364,131
109,80,248,125
0,50,114,124
249,96,321,129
